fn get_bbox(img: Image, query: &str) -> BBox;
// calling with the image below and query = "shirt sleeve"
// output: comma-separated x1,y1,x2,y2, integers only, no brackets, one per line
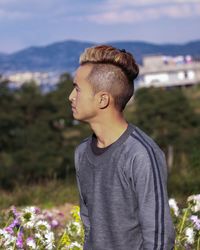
74,147,90,245
76,173,90,243
131,150,175,249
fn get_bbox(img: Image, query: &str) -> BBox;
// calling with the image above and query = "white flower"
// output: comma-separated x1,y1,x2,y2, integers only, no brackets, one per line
0,229,16,246
22,206,38,215
26,237,36,249
185,227,195,244
21,206,38,229
190,215,200,230
69,241,82,249
23,220,35,229
0,229,5,235
35,232,43,241
35,220,51,232
187,194,200,212
44,231,55,250
169,198,179,216
6,247,14,250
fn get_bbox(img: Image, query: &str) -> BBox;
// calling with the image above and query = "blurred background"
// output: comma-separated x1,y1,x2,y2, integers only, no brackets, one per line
0,0,200,211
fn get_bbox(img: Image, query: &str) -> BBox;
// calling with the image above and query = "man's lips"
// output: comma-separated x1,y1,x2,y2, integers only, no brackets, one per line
71,106,76,111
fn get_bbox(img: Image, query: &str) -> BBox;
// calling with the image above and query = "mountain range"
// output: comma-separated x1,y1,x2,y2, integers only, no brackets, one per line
1,40,200,74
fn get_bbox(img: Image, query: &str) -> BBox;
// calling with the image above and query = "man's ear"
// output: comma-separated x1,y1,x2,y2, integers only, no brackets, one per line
98,92,110,109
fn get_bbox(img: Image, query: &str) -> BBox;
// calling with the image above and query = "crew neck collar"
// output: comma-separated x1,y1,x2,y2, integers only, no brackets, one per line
86,123,135,165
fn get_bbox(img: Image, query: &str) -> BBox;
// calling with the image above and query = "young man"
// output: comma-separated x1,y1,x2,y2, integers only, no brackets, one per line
69,45,175,250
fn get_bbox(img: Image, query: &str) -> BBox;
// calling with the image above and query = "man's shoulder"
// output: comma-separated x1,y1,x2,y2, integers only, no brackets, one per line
127,124,164,157
125,125,166,176
75,135,91,156
74,136,91,172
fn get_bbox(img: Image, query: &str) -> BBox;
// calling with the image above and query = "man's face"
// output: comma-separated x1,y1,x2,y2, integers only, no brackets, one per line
69,64,98,122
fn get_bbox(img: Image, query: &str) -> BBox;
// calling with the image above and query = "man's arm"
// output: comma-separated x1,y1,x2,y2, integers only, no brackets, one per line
131,150,175,249
75,173,90,242
74,147,90,245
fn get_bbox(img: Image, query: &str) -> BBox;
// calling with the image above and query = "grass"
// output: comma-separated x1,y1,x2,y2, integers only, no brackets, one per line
0,168,197,211
0,176,79,210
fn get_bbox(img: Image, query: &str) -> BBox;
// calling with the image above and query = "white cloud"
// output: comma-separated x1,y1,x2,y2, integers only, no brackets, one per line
0,9,31,20
0,0,63,22
0,0,88,23
0,0,53,7
106,0,200,8
0,0,18,6
86,2,200,24
0,0,199,27
88,10,143,24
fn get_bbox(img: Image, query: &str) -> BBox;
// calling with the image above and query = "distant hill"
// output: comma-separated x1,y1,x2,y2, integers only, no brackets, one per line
1,40,200,74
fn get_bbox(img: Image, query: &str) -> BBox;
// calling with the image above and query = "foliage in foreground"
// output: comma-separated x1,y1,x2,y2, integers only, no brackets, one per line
169,194,200,249
0,206,84,250
0,194,200,249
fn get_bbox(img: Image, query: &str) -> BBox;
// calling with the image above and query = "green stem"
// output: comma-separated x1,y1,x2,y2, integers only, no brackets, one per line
179,208,189,235
3,216,13,229
176,205,192,249
56,231,66,250
197,236,200,250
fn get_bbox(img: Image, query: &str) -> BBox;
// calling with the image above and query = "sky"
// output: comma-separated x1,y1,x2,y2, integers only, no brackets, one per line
0,0,200,53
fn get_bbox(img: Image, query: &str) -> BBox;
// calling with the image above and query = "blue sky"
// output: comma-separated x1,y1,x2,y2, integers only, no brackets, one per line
0,0,200,53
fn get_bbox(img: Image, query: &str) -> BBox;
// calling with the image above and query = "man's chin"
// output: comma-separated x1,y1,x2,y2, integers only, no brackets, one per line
72,114,82,122
73,115,89,124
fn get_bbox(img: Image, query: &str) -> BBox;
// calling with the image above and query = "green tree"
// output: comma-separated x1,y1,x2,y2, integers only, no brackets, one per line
0,73,75,188
132,87,200,198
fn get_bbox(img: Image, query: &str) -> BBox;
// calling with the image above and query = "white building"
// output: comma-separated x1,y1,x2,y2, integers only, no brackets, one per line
7,71,60,88
137,55,200,89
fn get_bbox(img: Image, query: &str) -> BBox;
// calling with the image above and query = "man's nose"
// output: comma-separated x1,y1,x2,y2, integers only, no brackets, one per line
69,89,75,102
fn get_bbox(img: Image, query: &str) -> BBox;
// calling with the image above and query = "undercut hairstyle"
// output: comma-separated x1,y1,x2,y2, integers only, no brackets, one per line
79,45,139,111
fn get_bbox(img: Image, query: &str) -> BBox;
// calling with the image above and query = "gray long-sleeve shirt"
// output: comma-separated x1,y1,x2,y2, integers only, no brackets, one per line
74,123,175,250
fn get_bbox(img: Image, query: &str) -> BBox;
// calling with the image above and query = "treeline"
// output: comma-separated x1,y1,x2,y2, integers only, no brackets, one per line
0,73,85,189
0,74,200,198
131,86,200,198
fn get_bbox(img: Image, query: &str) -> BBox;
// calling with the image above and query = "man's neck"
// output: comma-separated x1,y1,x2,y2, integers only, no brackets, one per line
89,115,128,148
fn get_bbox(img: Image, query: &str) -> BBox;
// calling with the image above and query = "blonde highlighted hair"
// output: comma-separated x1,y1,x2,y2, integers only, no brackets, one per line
79,45,139,111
